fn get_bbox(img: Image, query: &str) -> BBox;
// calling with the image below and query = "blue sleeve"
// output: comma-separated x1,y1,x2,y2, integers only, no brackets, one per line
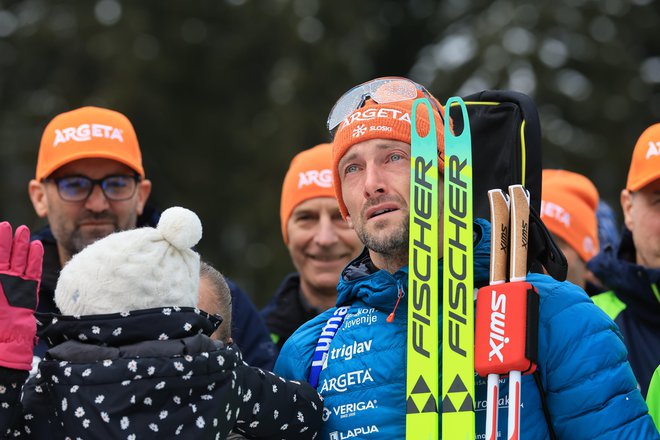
227,279,277,371
274,339,309,382
531,274,659,439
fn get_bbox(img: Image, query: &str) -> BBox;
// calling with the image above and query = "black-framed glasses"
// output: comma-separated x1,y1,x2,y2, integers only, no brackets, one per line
42,174,141,202
326,76,445,134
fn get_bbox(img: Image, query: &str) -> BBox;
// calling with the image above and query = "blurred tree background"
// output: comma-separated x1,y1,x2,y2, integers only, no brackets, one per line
0,0,658,306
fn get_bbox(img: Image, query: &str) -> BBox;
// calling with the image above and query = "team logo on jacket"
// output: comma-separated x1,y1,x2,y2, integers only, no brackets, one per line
325,399,378,421
320,368,374,393
343,308,378,329
329,424,380,439
330,339,373,361
53,124,124,146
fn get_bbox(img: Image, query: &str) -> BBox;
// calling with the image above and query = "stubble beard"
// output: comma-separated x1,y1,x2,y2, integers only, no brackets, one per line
354,215,409,260
66,227,117,256
58,210,137,260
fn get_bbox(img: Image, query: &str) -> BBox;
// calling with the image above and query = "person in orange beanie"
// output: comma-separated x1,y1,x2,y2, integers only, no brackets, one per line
540,169,600,289
261,143,362,351
588,122,660,428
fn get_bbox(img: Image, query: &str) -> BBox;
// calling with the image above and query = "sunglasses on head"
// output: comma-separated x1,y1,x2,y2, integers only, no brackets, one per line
326,76,445,135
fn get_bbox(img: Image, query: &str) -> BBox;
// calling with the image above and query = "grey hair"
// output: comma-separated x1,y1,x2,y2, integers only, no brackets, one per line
199,260,232,342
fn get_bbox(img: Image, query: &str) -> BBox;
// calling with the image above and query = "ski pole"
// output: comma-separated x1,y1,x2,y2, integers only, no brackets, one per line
475,184,539,440
484,189,510,440
506,184,531,440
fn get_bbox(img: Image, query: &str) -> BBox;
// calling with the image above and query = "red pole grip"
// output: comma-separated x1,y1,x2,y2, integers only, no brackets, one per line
475,281,538,376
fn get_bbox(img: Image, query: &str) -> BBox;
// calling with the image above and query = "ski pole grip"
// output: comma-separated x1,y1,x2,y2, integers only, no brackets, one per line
475,281,539,376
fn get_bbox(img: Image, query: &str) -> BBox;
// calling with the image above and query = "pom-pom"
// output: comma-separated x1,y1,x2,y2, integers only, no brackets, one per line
157,207,202,250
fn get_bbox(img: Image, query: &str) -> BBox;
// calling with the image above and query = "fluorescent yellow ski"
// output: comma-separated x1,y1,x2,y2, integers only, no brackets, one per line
406,98,439,440
442,97,475,439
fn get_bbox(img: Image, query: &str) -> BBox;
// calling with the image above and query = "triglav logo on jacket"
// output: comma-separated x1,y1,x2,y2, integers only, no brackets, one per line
329,339,373,361
53,124,124,146
298,169,332,189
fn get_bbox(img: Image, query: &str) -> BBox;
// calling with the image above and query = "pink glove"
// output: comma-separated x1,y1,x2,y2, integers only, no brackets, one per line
0,222,43,371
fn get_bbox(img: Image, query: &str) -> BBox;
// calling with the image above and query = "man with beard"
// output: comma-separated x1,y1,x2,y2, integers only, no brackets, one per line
274,77,657,439
27,106,275,370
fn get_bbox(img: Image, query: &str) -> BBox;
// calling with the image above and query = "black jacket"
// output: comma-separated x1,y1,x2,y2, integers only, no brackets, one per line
2,307,322,439
260,273,320,352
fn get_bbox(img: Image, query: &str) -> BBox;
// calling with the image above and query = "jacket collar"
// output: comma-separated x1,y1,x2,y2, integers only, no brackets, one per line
36,307,221,348
588,227,660,324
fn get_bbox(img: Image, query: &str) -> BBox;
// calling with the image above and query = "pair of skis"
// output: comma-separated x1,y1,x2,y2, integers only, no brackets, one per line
406,96,475,440
407,97,536,440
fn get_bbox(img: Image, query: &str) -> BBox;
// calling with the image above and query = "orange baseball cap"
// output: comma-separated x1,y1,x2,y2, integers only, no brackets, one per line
541,169,599,262
280,143,336,244
331,90,446,219
36,106,144,180
626,122,660,191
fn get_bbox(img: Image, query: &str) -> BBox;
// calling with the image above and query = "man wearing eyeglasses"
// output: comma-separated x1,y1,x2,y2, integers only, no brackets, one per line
274,77,658,439
26,106,276,371
26,107,152,368
28,107,152,269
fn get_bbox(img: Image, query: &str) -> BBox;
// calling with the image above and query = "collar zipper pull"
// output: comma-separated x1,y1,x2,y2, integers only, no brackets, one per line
387,284,404,323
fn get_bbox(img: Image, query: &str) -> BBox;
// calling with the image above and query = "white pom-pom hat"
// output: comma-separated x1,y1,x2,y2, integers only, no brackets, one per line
55,206,203,316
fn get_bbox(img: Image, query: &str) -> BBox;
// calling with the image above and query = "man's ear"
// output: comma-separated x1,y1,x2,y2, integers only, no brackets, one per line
620,189,634,231
346,215,354,229
28,179,49,218
135,179,152,215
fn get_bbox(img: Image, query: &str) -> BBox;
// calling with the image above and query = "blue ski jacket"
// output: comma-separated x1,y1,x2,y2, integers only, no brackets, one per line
275,219,659,439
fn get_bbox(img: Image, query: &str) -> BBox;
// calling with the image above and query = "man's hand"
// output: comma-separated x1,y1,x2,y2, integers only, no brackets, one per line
0,221,43,371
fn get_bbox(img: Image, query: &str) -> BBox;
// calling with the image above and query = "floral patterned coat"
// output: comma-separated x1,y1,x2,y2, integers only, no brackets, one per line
2,307,322,439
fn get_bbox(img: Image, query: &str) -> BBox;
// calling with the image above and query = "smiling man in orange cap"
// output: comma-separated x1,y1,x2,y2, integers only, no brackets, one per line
262,143,362,351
